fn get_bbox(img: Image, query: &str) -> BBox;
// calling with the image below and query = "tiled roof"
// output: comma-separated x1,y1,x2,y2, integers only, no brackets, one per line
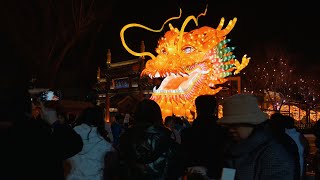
109,58,141,68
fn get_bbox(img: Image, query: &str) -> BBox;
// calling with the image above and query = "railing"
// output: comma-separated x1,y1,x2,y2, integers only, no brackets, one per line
296,123,316,134
297,123,316,129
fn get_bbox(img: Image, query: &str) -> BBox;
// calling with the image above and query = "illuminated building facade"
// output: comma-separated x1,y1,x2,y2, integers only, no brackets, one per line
96,41,156,121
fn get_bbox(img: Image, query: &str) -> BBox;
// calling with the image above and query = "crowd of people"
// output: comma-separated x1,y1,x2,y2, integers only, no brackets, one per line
0,39,316,179
2,85,319,180
2,21,320,180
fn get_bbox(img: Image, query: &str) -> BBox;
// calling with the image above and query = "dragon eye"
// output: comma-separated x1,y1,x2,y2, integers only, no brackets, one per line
161,48,167,54
183,46,195,54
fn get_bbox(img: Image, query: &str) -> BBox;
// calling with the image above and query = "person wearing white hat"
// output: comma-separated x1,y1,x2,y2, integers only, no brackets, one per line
220,93,297,180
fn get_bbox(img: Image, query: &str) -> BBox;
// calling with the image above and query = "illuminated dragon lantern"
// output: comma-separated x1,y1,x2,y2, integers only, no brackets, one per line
120,9,250,120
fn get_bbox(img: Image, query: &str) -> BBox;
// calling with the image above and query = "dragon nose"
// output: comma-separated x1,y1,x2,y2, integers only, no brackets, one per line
154,54,179,67
145,60,154,69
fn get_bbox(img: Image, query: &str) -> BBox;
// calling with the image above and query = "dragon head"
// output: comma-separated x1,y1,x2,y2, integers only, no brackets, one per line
120,9,250,120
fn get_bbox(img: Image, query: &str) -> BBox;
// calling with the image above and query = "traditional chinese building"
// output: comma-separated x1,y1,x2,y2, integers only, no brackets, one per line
95,41,161,121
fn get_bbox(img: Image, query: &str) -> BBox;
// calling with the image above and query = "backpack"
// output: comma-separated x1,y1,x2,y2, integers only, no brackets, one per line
120,125,183,179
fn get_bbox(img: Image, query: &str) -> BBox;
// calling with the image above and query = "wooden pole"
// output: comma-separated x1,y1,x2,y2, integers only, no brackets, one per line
105,94,110,122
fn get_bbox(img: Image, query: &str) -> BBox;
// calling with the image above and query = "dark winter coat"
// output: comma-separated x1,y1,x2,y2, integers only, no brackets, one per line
224,123,296,180
180,115,231,179
0,118,83,180
119,123,182,180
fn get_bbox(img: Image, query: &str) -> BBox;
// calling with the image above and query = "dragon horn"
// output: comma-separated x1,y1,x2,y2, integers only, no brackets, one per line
217,17,237,37
216,17,225,30
178,15,198,54
169,23,174,30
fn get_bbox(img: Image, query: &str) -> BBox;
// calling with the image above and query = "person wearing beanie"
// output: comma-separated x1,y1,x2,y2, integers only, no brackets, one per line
220,93,297,180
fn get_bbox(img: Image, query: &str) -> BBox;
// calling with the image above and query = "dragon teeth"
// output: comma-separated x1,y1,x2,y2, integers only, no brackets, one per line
153,86,158,91
179,72,188,77
154,72,160,78
170,73,177,78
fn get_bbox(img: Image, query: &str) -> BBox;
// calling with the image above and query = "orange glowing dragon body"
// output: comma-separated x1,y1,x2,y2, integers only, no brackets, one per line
120,9,249,119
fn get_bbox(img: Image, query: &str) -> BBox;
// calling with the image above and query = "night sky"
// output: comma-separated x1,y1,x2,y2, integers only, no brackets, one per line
1,0,319,91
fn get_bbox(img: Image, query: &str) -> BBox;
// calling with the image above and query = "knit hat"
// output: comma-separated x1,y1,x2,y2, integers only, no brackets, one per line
219,94,268,125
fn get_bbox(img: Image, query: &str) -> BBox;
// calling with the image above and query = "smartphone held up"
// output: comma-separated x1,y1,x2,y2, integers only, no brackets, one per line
40,90,61,101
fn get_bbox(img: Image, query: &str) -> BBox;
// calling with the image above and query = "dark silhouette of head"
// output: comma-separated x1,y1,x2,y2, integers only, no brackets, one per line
195,95,217,117
270,112,283,121
114,113,124,124
133,99,163,125
77,106,110,141
269,112,286,132
282,115,296,129
164,116,175,127
78,106,104,126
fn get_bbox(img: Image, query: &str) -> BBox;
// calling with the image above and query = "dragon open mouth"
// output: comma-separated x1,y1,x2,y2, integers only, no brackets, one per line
152,67,205,95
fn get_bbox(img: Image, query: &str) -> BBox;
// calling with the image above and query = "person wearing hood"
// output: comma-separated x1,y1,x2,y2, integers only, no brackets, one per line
65,106,114,180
